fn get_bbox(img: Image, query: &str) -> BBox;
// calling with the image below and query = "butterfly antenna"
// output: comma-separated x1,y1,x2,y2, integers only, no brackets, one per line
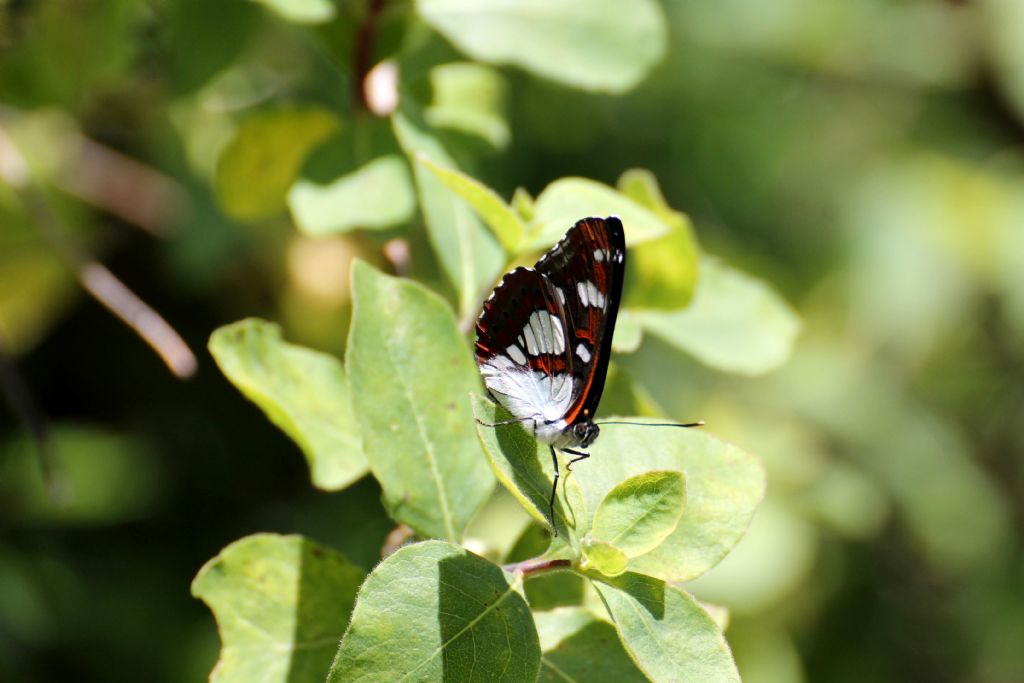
596,420,705,429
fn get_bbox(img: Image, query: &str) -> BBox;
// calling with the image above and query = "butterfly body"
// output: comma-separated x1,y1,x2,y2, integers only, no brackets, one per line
475,216,625,456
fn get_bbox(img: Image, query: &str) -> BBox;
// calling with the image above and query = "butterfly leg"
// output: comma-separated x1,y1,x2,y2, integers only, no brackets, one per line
548,445,560,536
563,448,590,471
474,416,534,428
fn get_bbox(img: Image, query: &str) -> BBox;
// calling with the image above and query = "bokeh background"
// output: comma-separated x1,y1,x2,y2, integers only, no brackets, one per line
2,1,1023,681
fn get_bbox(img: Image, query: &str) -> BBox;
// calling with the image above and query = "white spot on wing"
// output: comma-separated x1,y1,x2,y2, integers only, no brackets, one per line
576,281,589,307
575,342,591,363
522,324,538,355
507,345,527,365
586,281,605,308
594,249,605,262
478,355,576,442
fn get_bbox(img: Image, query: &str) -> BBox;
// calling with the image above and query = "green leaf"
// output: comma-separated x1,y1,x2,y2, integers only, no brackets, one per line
392,109,504,321
347,262,494,540
593,573,740,683
617,169,700,310
425,62,510,148
590,471,685,559
416,154,526,253
477,395,764,582
250,0,335,24
288,154,415,235
327,540,540,682
534,607,647,683
511,187,536,222
215,107,339,221
529,177,669,251
209,319,367,490
415,0,667,93
611,309,644,354
637,256,801,375
192,533,365,683
581,541,628,577
507,524,585,610
472,395,586,542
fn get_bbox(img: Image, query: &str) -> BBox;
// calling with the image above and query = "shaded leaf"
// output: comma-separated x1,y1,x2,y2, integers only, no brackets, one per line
591,470,685,558
215,107,339,221
534,607,647,683
392,109,504,320
209,319,367,490
192,533,365,683
529,177,669,251
637,256,801,375
507,523,585,610
416,155,526,253
288,154,414,235
594,573,740,683
327,540,539,682
347,262,494,540
416,0,667,93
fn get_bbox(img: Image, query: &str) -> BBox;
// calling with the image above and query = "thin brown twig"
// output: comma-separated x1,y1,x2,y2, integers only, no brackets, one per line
353,0,389,112
502,557,572,577
0,125,198,379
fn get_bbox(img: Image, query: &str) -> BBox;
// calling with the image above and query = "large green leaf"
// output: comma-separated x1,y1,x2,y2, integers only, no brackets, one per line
529,177,669,251
590,470,686,559
416,154,526,253
617,169,701,310
288,154,415,235
534,607,647,683
425,62,511,148
209,319,367,490
327,541,540,682
192,533,365,683
392,109,504,321
415,0,666,93
347,262,494,540
215,107,339,221
475,392,764,582
593,573,740,683
637,256,801,375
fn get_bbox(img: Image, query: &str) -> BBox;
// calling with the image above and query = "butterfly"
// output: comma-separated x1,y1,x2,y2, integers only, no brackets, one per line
475,216,700,531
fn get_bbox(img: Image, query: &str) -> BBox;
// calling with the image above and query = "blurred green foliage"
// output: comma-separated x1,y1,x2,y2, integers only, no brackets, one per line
2,0,1024,681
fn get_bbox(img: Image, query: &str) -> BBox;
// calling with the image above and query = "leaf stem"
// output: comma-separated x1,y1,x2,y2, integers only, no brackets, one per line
502,557,572,578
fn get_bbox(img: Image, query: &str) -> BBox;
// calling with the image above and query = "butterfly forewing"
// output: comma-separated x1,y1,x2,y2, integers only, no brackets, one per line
535,217,626,424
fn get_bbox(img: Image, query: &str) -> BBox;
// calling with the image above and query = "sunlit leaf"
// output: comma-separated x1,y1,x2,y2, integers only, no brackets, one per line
327,541,539,682
590,471,685,559
215,107,339,221
209,319,367,491
347,262,494,540
580,541,628,577
610,310,644,354
416,154,526,252
534,607,647,683
637,256,801,375
392,108,504,320
529,177,669,251
425,62,510,148
288,154,414,235
594,573,740,683
416,0,667,93
192,534,364,683
250,0,335,24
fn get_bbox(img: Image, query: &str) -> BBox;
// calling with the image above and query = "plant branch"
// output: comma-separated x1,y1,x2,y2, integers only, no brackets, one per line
353,0,389,112
502,557,572,578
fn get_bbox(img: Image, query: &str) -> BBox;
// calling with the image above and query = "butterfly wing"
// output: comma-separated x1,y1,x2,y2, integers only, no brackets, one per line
534,216,626,424
475,267,576,424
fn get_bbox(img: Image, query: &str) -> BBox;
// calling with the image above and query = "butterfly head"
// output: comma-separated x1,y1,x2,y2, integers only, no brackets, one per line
571,418,600,448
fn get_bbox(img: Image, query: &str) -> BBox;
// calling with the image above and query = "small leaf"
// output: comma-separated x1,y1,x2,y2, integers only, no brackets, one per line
511,187,535,222
594,573,740,683
215,107,339,221
327,541,540,682
637,256,801,375
581,541,629,577
529,177,669,251
250,0,335,24
288,154,414,235
590,471,685,559
392,108,504,320
611,309,644,354
534,607,648,683
416,0,667,93
416,154,526,252
618,169,701,310
424,62,510,148
472,394,586,541
347,262,494,540
192,533,365,683
209,319,367,490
